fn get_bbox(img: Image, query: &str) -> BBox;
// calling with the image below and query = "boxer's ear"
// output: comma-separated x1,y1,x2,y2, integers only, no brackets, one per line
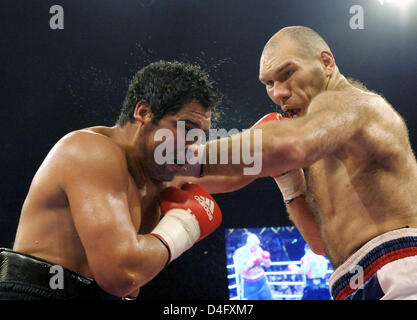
133,100,153,124
320,50,336,77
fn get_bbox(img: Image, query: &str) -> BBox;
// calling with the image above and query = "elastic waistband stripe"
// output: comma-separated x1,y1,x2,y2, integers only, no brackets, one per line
331,236,417,300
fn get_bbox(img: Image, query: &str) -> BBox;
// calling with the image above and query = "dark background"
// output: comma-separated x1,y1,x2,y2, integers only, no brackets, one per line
0,0,416,300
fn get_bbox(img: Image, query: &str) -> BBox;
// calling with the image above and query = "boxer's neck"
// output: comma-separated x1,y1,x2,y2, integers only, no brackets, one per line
111,122,155,189
326,67,351,92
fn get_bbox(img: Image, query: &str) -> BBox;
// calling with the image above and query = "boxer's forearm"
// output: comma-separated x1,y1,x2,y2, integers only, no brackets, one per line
200,175,256,194
169,175,256,194
96,234,169,297
240,265,253,276
263,260,271,268
286,196,325,255
202,128,302,177
134,233,171,277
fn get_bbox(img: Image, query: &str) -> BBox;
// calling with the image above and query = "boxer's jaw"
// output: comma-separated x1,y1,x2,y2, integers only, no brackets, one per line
140,101,211,182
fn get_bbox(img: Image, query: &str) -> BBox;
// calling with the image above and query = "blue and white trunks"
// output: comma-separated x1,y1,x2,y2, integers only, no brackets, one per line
329,227,417,300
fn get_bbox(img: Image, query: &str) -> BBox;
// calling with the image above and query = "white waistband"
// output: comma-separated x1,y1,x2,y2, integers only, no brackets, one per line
329,227,417,289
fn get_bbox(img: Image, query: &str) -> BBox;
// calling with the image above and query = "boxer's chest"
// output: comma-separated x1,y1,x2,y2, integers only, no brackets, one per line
304,156,358,218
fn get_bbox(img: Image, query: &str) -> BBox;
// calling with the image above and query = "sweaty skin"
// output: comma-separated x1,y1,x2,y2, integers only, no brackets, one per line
13,101,211,297
183,33,417,269
299,89,417,268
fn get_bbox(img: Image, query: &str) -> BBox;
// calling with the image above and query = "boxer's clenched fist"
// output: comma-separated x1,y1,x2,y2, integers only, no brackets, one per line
252,112,306,203
151,183,222,263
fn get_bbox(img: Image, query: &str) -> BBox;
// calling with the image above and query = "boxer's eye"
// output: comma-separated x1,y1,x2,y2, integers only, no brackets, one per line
281,70,294,81
185,125,197,134
287,70,295,77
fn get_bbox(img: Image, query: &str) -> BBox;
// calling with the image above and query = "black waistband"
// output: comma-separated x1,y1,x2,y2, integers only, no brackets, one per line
0,248,122,300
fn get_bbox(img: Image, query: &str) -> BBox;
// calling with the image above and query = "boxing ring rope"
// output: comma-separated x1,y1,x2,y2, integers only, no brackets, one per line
227,261,332,300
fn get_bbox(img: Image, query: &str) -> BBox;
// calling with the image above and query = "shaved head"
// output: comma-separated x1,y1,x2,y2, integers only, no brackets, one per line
263,26,331,60
259,26,338,117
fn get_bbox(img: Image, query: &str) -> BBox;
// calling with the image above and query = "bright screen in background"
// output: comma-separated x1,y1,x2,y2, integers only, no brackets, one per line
225,227,333,300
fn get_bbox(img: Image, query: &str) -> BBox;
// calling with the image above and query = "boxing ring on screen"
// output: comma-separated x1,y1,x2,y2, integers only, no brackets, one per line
225,227,333,300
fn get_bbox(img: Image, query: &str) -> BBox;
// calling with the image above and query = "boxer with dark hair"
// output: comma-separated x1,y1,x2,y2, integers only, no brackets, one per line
0,60,223,300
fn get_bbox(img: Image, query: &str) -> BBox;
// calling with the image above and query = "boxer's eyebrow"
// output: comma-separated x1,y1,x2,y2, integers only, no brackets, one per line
259,62,293,82
182,119,200,129
278,62,293,73
180,119,209,135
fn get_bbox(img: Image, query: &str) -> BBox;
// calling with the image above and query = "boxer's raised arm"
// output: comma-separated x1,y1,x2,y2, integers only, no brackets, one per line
57,132,169,297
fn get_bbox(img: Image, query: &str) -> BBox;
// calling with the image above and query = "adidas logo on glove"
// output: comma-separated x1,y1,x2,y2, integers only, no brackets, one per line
154,183,223,262
193,195,214,221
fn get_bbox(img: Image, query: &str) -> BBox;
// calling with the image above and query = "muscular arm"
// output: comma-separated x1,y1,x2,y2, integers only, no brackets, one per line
202,89,401,255
286,196,325,255
202,89,386,177
58,132,168,297
168,175,256,194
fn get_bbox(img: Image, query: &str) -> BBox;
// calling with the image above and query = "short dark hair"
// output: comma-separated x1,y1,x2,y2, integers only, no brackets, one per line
117,60,222,126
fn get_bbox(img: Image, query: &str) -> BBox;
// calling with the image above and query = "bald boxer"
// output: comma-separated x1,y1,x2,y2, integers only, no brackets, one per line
177,26,417,300
233,233,273,300
0,61,223,300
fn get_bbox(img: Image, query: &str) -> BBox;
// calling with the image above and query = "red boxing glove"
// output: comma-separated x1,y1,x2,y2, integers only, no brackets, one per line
251,112,288,128
262,251,271,260
250,112,288,178
253,113,306,203
158,183,222,241
151,183,222,263
248,254,263,268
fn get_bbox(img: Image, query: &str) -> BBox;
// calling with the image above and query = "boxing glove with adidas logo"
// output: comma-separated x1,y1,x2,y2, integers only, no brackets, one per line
151,183,222,263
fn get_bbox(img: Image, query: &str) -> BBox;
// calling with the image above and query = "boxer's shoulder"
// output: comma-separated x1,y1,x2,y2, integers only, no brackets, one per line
310,86,403,130
57,127,125,161
309,86,379,112
48,128,129,183
341,86,400,122
61,126,117,145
